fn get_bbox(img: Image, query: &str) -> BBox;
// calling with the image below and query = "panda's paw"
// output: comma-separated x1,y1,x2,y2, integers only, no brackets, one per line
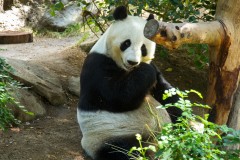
137,62,156,83
167,94,180,104
138,63,156,74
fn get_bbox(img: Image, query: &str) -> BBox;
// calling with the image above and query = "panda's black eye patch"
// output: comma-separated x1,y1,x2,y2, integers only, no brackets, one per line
120,39,131,51
141,44,147,57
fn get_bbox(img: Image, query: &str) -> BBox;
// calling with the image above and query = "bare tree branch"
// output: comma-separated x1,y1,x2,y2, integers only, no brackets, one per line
144,19,225,49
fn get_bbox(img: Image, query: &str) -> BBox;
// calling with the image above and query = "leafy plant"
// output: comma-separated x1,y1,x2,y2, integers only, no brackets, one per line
49,1,64,16
0,48,7,51
180,44,209,69
34,23,83,38
50,0,217,34
49,1,215,67
0,58,33,131
128,133,157,160
129,89,240,160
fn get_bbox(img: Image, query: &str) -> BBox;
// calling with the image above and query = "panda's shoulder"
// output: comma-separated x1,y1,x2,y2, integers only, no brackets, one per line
85,52,107,63
82,52,120,74
84,53,114,66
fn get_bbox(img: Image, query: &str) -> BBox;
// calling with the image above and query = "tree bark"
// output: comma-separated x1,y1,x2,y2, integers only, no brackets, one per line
0,31,33,44
3,0,13,10
144,0,240,132
144,20,224,49
0,0,3,12
216,0,240,150
228,84,240,129
209,0,240,129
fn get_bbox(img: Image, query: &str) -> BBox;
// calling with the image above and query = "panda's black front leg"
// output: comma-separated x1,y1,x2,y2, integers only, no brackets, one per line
150,63,182,123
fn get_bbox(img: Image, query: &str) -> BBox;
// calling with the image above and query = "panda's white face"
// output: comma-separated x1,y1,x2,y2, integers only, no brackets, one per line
107,16,156,70
90,15,156,71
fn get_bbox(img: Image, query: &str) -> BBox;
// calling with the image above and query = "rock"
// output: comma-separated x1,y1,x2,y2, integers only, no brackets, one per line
0,0,98,32
79,37,98,53
6,58,67,106
0,1,51,31
27,3,47,29
68,76,80,96
10,88,46,122
39,2,83,31
0,4,31,31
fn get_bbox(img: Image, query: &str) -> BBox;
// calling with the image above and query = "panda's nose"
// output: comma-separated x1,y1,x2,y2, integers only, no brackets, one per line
127,60,138,66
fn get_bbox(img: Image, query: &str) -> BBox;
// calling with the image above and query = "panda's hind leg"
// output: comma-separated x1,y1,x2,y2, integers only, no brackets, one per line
95,136,139,160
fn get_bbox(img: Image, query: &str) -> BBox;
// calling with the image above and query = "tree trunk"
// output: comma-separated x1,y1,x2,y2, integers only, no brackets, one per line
209,0,240,130
0,0,3,12
3,0,13,10
144,0,240,131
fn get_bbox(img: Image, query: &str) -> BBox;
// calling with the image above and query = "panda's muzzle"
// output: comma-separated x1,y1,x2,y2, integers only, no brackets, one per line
127,60,139,66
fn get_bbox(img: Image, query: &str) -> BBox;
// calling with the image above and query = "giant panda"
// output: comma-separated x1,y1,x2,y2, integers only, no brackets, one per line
77,6,182,160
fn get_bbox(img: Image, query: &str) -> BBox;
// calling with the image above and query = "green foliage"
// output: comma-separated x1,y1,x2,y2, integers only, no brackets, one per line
181,44,209,69
156,44,209,70
34,23,82,38
50,0,217,34
0,58,19,130
0,48,7,51
128,133,156,160
50,1,64,16
63,23,82,36
145,0,217,22
0,58,32,131
129,89,240,160
221,127,240,159
76,0,113,34
49,1,216,67
104,0,217,22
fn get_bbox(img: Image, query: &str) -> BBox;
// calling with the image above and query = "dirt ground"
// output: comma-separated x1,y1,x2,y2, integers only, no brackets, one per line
0,98,91,160
0,36,208,160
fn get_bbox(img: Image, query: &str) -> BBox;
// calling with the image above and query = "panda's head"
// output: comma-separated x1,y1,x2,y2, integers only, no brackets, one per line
90,6,156,71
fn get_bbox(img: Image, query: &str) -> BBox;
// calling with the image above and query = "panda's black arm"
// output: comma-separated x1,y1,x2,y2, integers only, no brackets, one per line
150,63,182,123
91,54,157,112
99,62,157,112
79,53,157,112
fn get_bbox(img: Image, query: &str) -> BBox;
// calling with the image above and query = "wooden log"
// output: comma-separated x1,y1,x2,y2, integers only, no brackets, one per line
3,0,13,10
144,19,224,49
0,0,4,12
0,31,33,44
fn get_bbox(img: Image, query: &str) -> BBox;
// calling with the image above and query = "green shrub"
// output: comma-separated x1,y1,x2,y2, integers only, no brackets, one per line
128,89,240,160
34,23,83,38
0,58,32,131
180,44,209,69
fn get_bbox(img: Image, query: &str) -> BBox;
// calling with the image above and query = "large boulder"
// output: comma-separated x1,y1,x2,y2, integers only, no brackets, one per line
0,0,99,32
79,37,98,53
39,2,83,31
6,58,67,106
0,3,31,31
10,88,46,122
68,76,80,96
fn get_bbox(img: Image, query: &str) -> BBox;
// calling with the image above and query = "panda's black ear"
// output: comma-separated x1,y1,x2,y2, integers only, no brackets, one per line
113,6,128,20
147,14,154,21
